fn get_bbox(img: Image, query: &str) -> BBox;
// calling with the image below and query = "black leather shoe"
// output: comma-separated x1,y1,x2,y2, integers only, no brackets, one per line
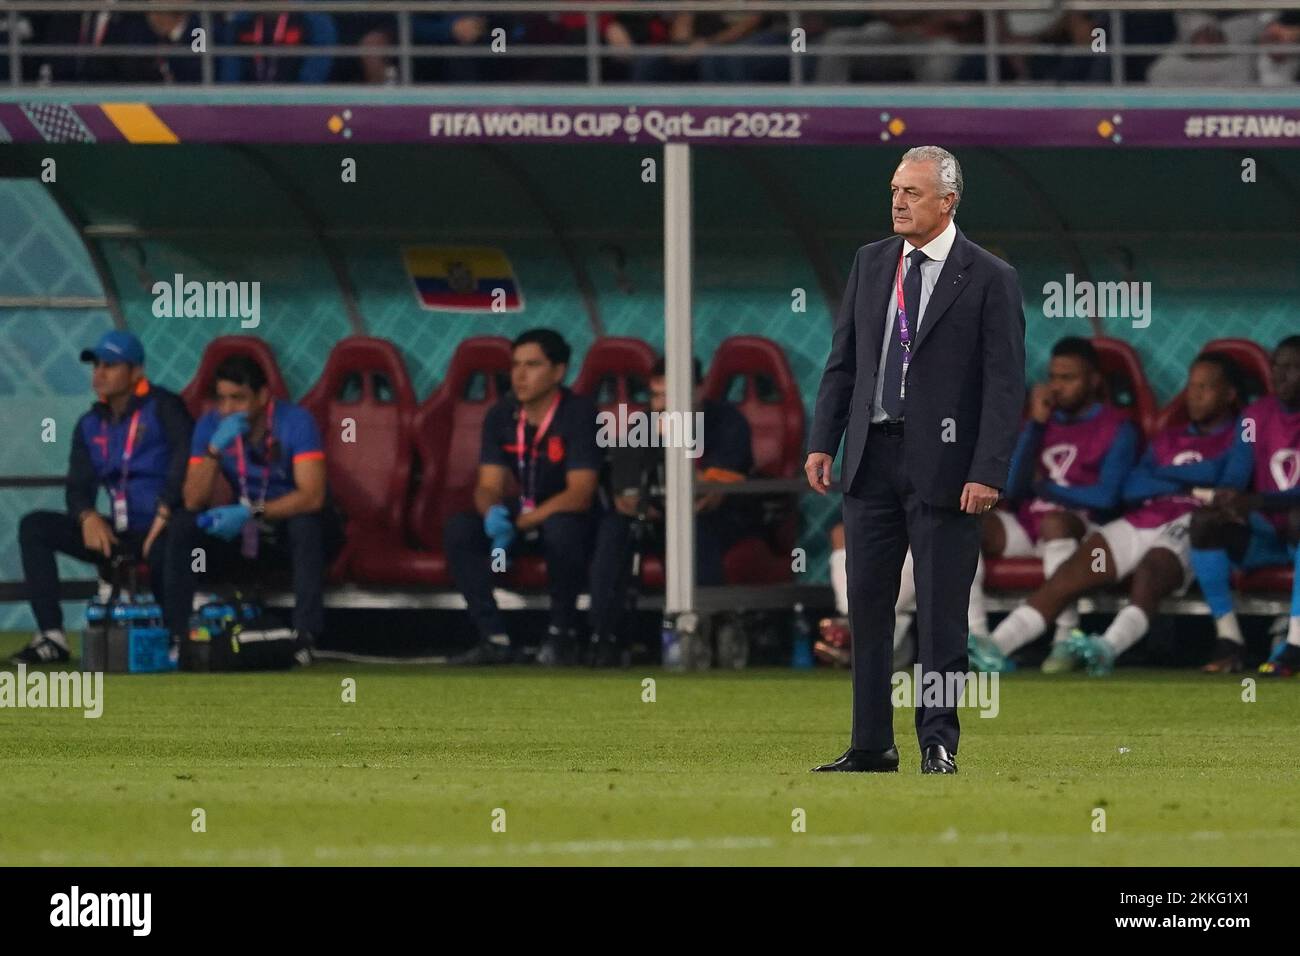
810,746,899,773
920,744,958,774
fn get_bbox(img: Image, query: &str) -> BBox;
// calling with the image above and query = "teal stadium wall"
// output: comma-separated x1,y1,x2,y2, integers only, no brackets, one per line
1,144,1297,631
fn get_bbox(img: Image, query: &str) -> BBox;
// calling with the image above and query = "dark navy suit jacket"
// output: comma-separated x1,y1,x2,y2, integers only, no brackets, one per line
809,226,1027,506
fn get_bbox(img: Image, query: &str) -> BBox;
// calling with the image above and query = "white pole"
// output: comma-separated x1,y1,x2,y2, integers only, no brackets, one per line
663,143,695,617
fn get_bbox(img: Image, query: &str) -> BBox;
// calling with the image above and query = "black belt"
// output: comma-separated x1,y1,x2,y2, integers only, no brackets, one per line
871,419,904,437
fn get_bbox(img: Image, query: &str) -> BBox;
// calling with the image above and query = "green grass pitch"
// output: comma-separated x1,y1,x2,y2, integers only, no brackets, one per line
1,631,1297,866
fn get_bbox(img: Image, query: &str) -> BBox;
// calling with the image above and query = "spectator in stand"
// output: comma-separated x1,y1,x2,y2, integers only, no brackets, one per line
1147,12,1257,86
998,4,1102,83
812,10,986,84
28,4,133,83
1257,11,1300,86
410,6,524,83
327,2,397,83
633,2,786,83
108,3,205,84
219,3,337,83
604,10,671,82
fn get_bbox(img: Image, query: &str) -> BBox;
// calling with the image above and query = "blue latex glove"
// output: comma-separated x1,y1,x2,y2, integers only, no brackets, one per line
484,504,516,554
207,411,250,454
198,504,252,542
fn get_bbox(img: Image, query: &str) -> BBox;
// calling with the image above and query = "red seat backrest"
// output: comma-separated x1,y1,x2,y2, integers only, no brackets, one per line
299,336,417,532
1154,338,1273,433
701,335,804,478
180,335,290,419
408,337,513,549
571,337,657,415
1093,336,1157,437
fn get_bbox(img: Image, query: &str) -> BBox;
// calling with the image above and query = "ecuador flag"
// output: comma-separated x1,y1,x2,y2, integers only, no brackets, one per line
402,245,524,312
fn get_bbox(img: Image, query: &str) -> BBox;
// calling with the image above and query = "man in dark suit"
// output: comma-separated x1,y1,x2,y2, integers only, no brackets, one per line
805,146,1026,774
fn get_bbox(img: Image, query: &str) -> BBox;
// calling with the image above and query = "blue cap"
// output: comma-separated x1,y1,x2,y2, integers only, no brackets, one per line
80,330,144,366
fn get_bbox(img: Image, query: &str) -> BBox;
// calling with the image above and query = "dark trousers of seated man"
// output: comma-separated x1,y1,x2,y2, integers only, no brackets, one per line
165,507,340,637
444,509,593,641
19,510,178,634
587,509,739,640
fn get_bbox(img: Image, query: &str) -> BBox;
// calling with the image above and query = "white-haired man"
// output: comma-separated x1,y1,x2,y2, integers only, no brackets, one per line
806,146,1026,774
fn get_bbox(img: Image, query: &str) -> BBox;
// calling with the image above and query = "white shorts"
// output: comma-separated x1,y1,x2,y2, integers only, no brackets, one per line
992,508,1098,558
1096,513,1194,592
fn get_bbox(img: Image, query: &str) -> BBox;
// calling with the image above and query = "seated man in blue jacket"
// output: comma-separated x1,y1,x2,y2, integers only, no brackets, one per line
167,354,337,665
14,330,193,664
1189,336,1300,677
970,337,1139,672
973,353,1240,675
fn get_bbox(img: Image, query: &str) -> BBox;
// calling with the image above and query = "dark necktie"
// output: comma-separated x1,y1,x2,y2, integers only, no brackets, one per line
881,248,929,420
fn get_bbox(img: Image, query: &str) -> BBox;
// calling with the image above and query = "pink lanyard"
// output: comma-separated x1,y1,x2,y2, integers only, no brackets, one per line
516,392,561,508
894,249,915,401
100,409,141,493
234,400,275,507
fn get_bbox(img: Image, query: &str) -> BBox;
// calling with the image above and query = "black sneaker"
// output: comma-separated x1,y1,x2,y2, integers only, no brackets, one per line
536,625,578,667
292,629,316,668
10,632,71,665
450,635,513,666
1201,637,1244,674
587,634,623,668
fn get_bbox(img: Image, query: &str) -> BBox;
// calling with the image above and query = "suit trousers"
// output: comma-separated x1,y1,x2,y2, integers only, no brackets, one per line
841,424,980,754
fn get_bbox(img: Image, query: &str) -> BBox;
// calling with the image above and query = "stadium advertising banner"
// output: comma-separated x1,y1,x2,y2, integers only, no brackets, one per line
3,101,1300,146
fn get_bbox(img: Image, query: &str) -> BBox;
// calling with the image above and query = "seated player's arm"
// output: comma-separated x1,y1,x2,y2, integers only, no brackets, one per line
516,469,598,531
1150,454,1224,487
1121,447,1183,505
1212,422,1254,493
473,464,510,517
696,466,746,513
1036,420,1138,511
1003,420,1044,503
262,456,326,521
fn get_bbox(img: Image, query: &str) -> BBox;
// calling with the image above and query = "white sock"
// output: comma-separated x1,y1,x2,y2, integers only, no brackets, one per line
1216,612,1244,645
1288,616,1300,648
41,628,68,650
896,549,917,614
830,548,848,617
893,613,913,651
1042,538,1080,641
967,553,989,636
1102,605,1148,657
992,605,1047,655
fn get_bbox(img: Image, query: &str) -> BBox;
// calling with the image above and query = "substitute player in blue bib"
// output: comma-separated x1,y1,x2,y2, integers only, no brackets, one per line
14,330,193,664
167,353,339,665
1188,336,1300,676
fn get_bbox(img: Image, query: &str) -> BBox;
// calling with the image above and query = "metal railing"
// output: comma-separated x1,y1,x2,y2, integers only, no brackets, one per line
5,1,1300,88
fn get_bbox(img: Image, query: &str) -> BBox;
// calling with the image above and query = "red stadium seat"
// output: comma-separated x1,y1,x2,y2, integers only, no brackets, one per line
351,336,512,585
180,335,290,419
1154,338,1273,433
702,335,805,584
299,336,417,582
1235,566,1293,593
983,556,1043,592
572,337,656,414
1093,336,1158,437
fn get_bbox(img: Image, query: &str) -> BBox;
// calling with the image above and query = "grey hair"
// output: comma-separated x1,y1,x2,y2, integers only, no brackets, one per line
900,146,962,213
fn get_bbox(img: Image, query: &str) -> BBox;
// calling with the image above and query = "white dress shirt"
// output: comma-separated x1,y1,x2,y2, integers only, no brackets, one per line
871,218,957,423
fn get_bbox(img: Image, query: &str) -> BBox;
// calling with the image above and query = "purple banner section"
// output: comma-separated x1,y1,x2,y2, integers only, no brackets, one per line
4,103,1300,147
